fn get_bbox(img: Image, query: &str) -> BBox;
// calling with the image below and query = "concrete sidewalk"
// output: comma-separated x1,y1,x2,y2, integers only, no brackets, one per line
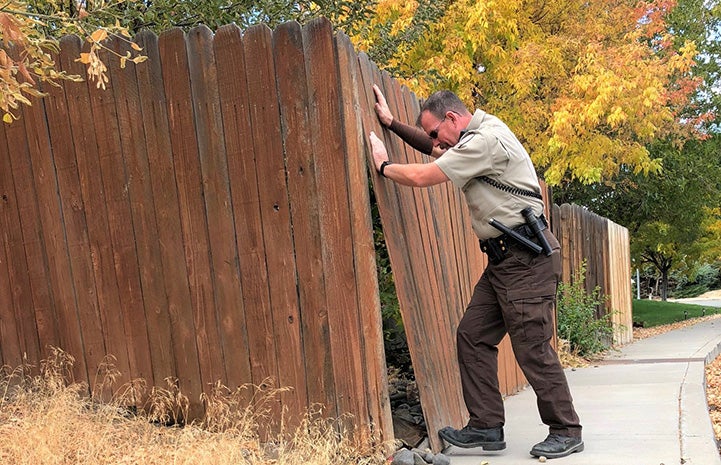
442,318,721,464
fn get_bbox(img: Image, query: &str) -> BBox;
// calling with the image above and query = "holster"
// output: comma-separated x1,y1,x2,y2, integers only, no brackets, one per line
480,236,510,265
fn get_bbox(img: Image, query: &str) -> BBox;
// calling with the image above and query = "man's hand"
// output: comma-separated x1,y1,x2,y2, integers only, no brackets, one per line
369,131,389,173
372,84,394,127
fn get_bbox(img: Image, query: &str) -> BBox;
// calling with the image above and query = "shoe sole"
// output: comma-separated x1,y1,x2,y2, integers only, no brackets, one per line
438,431,506,450
530,441,584,458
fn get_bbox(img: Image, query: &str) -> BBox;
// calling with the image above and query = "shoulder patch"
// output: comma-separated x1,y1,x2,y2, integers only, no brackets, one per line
456,129,479,149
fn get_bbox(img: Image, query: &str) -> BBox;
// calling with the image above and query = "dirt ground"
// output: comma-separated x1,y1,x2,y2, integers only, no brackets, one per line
699,290,721,298
674,289,721,300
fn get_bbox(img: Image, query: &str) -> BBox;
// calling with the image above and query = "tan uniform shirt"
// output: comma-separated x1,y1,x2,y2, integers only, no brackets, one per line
435,110,544,240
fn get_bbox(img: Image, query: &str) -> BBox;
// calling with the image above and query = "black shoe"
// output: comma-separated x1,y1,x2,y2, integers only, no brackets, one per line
438,425,506,450
530,433,584,458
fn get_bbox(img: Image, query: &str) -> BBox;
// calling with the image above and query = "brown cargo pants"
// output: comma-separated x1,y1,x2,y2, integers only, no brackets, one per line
458,229,582,438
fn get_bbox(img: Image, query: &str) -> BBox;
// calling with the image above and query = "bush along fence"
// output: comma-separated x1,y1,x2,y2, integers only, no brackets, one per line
0,18,631,451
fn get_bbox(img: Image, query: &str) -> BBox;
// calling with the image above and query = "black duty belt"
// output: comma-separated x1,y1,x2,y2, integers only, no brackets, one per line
480,214,548,265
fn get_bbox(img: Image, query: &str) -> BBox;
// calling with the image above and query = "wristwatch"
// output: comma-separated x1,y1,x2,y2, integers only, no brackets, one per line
380,160,392,177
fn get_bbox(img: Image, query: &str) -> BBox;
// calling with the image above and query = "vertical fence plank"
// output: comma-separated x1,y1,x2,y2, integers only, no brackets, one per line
243,23,302,426
212,24,271,401
379,73,452,451
158,28,208,416
243,20,308,422
187,24,240,391
7,104,60,361
88,41,158,395
133,29,185,389
26,60,89,384
0,121,23,367
49,38,109,387
203,25,255,395
59,37,137,393
336,30,393,443
271,20,329,419
166,27,226,396
84,38,155,397
0,112,41,368
303,17,370,431
393,76,467,424
109,33,178,389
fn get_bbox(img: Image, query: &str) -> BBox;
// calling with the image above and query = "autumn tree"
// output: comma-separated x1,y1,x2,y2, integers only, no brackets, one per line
665,0,721,132
351,0,701,186
552,0,720,299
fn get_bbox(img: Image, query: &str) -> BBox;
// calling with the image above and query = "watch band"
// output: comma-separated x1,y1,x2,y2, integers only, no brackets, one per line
380,160,392,177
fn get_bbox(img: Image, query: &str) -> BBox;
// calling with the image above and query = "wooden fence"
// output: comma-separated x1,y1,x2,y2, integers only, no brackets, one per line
552,204,633,345
0,19,393,442
0,18,631,451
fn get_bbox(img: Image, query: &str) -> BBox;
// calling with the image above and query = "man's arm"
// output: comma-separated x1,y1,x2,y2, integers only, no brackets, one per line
373,85,445,158
369,132,449,187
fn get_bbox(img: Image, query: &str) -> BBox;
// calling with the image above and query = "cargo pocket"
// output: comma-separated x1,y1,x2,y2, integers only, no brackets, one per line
506,289,555,343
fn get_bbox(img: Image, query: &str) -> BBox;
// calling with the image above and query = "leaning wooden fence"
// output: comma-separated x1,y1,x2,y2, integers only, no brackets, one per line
552,204,633,345
0,17,630,451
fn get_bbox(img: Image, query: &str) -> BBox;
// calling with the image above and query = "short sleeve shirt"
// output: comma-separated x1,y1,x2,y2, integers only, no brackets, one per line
434,110,544,240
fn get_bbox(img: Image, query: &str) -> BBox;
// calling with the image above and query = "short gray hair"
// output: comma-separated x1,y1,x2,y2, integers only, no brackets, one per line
417,90,470,125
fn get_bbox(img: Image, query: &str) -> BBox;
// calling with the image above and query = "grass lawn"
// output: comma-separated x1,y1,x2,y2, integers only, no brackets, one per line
632,299,720,327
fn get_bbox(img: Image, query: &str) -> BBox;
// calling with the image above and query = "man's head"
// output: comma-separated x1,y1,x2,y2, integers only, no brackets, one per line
417,90,473,150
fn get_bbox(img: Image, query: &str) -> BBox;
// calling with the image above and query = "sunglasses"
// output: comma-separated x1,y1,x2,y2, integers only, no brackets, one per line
428,116,447,139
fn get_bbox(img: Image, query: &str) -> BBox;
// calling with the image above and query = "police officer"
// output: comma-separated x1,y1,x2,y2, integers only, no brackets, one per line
369,86,583,459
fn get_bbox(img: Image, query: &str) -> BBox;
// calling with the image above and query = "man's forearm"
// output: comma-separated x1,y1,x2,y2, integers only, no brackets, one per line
389,119,434,156
380,162,449,187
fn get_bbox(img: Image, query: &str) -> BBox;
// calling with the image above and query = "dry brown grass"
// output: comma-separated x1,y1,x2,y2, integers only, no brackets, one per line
0,348,390,465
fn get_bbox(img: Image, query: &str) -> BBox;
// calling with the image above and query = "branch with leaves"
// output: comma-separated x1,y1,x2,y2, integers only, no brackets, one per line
0,1,146,123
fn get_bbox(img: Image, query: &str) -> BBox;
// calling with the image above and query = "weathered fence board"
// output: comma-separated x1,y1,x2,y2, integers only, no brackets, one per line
134,29,186,394
0,118,35,369
213,24,275,408
335,30,393,436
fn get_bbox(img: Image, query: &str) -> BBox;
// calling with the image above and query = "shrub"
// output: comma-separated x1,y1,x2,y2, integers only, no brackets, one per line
556,263,615,356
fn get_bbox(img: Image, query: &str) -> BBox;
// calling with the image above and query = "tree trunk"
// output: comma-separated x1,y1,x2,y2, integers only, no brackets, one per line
660,268,669,301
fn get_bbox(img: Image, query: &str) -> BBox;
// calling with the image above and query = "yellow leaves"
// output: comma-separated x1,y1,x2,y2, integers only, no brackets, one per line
666,40,697,74
372,0,419,35
606,106,627,128
1,5,148,121
90,28,109,44
119,51,147,69
74,27,147,89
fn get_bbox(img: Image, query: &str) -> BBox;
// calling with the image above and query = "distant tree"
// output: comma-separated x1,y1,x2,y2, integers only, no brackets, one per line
664,0,721,132
557,133,721,300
